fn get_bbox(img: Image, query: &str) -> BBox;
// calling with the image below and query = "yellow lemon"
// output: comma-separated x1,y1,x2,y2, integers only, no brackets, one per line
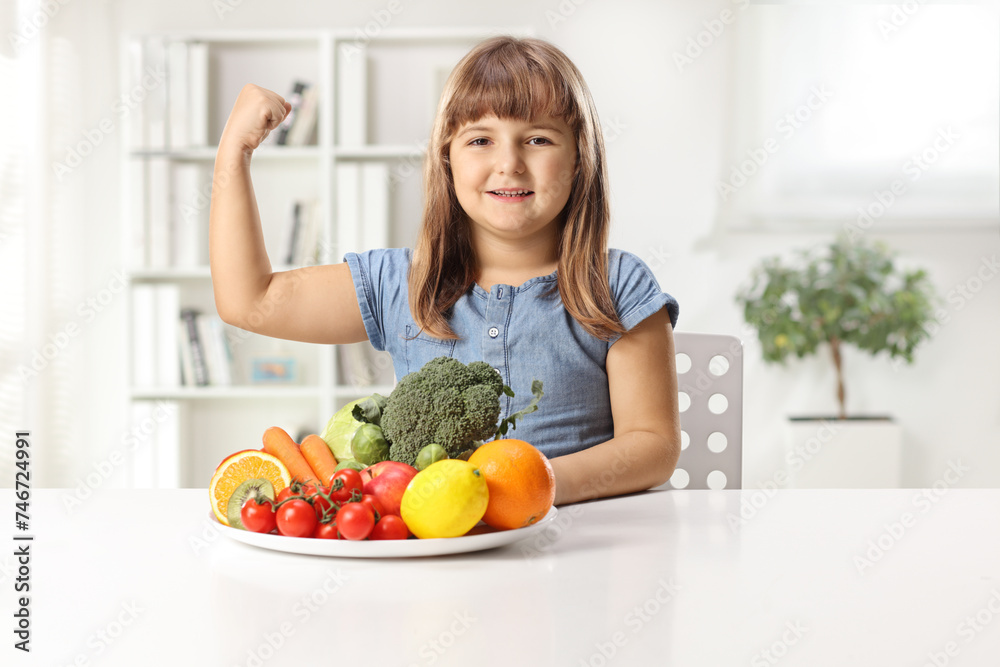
401,459,489,538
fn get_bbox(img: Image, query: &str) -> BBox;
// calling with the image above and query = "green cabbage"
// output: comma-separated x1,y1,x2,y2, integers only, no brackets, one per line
321,394,389,462
322,394,386,463
321,399,365,462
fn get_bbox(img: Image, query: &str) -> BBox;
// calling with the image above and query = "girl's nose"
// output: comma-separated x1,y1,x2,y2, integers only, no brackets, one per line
495,143,526,175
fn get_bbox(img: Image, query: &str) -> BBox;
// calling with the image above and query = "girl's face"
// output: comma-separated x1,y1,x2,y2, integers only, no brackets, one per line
448,114,577,247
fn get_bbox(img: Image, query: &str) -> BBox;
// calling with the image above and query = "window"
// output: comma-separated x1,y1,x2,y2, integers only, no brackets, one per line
719,3,999,229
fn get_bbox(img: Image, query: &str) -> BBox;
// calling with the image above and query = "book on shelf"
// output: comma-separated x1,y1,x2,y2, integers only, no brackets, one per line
337,43,367,145
128,38,207,150
263,80,316,147
127,160,148,270
336,162,390,255
166,41,189,148
178,309,237,387
170,162,208,267
126,40,147,150
286,84,319,146
166,40,209,149
156,285,181,388
179,308,209,387
131,284,181,389
283,199,321,266
147,157,171,268
131,284,157,388
141,37,168,150
131,160,208,270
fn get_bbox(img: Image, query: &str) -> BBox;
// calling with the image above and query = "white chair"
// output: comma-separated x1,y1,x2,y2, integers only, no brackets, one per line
666,332,744,490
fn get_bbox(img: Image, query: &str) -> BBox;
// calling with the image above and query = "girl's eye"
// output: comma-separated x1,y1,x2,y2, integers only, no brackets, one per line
528,137,552,146
469,138,489,146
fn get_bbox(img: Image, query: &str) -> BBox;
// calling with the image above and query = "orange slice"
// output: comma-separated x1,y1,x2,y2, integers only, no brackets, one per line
209,449,291,525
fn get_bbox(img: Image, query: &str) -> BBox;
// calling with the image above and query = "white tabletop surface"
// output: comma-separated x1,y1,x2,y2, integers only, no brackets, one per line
4,488,1000,666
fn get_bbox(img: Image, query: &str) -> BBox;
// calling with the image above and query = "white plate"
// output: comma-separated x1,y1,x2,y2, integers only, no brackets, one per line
212,507,559,558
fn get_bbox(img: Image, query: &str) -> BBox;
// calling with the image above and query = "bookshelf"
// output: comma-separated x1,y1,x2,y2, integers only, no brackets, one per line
120,27,531,488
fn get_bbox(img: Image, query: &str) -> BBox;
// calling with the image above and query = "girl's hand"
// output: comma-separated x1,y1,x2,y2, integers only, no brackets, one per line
218,84,292,155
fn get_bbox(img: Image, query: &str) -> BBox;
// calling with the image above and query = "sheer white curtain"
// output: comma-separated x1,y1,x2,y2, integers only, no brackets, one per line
721,3,999,228
0,0,100,487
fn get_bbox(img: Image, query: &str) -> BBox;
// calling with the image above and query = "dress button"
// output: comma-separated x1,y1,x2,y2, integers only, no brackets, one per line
488,327,500,338
493,367,502,376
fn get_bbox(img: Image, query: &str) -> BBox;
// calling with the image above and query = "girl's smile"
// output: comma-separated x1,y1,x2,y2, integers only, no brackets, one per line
486,189,533,202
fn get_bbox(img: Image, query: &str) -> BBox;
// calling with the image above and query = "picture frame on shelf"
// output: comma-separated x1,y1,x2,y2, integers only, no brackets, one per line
250,357,299,384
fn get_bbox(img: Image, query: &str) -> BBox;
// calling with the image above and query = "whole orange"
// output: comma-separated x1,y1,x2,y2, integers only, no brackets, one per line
468,439,555,530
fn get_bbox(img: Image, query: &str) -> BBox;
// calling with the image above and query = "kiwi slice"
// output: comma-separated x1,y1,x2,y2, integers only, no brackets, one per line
226,478,275,530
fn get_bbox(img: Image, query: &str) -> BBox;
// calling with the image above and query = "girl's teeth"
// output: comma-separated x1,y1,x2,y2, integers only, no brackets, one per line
493,191,530,197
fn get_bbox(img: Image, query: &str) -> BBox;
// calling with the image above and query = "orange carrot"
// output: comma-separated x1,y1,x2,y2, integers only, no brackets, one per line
300,434,339,486
262,426,317,485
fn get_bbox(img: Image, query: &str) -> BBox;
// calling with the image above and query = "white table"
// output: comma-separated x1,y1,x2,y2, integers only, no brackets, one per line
5,488,1000,666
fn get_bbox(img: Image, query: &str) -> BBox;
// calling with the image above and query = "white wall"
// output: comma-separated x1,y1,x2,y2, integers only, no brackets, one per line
49,0,998,488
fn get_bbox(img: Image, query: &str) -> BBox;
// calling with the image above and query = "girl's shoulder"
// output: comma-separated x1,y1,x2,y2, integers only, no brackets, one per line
345,247,412,277
606,248,659,286
606,247,679,329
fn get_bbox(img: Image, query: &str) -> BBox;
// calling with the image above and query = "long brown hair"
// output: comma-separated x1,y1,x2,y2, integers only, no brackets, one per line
410,35,624,341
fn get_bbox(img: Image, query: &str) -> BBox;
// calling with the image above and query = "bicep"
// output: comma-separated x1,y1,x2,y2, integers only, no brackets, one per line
244,262,369,345
606,308,680,447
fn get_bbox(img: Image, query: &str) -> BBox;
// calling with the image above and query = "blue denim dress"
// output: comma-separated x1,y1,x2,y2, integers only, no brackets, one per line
345,248,678,459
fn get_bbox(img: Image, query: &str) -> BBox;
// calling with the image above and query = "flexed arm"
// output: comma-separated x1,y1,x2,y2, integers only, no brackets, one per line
209,84,367,345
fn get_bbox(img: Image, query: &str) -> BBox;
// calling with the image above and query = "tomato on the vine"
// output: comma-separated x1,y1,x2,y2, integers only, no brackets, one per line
360,494,385,521
329,469,364,504
310,486,336,521
241,495,277,534
369,514,409,541
313,521,340,540
276,499,318,537
335,502,375,541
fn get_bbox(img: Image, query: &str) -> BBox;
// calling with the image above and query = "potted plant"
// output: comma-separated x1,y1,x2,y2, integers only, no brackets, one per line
735,234,938,487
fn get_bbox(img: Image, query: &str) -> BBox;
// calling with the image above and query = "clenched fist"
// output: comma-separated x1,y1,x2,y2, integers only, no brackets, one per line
218,84,292,154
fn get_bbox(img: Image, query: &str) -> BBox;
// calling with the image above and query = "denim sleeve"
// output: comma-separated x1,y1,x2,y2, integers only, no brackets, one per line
344,248,409,352
607,249,679,347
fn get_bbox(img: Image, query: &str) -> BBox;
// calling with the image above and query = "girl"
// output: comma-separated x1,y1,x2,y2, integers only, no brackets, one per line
210,36,681,505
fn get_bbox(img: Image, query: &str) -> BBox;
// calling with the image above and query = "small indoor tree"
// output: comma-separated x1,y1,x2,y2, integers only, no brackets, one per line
735,235,938,420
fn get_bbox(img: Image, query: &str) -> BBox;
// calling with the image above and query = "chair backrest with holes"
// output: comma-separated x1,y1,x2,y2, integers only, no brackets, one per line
668,332,743,490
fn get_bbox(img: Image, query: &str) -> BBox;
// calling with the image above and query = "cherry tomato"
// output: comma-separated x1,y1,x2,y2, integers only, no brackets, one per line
335,502,375,541
369,514,409,540
276,499,318,537
360,494,385,521
329,469,364,504
313,521,340,540
278,481,316,504
240,496,277,534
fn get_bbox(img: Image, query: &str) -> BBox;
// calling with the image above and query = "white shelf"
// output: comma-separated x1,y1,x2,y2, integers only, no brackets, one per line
334,384,396,396
128,144,433,161
335,144,428,159
128,265,304,281
129,146,325,160
131,386,325,400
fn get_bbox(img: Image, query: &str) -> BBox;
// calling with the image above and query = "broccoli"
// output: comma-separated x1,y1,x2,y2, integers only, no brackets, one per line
380,357,504,466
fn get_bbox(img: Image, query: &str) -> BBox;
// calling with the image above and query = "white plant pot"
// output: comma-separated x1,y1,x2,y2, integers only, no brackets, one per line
783,417,902,488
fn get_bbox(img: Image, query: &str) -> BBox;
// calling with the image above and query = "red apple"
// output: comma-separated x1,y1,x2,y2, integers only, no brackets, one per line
361,461,418,517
